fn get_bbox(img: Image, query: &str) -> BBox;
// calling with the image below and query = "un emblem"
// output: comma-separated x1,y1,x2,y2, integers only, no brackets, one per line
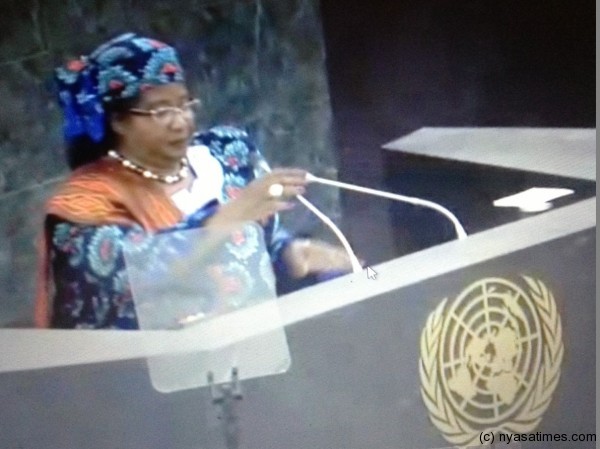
419,276,563,447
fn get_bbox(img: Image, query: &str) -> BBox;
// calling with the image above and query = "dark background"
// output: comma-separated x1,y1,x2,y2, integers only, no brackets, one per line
318,0,595,262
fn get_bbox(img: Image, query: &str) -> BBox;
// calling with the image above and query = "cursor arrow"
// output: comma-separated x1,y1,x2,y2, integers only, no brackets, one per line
366,266,377,280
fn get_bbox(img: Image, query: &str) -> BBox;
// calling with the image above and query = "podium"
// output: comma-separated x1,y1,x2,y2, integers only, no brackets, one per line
0,128,595,449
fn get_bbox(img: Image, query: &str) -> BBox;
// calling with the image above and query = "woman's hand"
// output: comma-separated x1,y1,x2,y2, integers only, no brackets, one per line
205,168,307,228
283,239,362,278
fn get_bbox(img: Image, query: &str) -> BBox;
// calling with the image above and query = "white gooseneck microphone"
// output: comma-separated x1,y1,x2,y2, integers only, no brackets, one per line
250,152,363,273
250,153,468,275
305,173,468,240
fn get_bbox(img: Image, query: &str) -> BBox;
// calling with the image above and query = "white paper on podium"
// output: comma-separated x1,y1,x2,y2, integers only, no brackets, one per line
123,222,290,393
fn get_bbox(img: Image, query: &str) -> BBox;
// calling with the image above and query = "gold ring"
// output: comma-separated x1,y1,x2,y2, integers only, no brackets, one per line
268,183,284,198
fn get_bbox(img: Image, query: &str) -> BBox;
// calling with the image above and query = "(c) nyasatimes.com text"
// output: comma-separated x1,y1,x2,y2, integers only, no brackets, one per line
499,432,596,444
479,431,596,445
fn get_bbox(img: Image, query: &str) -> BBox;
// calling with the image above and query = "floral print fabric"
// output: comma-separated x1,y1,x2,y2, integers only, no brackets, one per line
49,126,292,329
55,32,185,143
125,222,278,330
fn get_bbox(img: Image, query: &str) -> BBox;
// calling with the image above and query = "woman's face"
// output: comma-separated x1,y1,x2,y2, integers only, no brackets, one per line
112,83,196,167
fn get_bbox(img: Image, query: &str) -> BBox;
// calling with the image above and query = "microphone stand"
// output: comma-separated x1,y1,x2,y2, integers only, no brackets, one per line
209,369,243,449
250,153,363,273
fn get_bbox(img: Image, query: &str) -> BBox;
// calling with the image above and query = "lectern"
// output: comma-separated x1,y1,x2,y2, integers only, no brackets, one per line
0,128,595,449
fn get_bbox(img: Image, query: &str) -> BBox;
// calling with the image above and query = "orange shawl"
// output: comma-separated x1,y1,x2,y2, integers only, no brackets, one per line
34,158,184,327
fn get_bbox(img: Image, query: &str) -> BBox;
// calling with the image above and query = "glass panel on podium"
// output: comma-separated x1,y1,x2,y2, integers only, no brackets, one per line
123,221,290,393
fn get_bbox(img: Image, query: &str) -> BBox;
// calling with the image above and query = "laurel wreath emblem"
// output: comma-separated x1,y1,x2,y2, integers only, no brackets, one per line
419,276,563,447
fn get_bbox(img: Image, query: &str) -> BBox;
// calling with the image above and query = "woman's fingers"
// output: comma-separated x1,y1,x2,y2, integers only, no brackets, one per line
276,175,308,187
267,169,308,187
246,167,308,201
259,180,305,199
303,243,358,273
270,168,308,178
213,167,306,224
257,201,295,222
278,185,305,197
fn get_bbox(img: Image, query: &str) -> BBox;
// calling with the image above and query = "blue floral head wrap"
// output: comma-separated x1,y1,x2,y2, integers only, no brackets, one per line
55,32,185,143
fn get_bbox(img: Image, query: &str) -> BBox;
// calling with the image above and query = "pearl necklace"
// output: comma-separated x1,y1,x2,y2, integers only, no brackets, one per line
107,150,189,184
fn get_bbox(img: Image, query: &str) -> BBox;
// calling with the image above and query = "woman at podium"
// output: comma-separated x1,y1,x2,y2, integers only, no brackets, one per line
34,33,353,329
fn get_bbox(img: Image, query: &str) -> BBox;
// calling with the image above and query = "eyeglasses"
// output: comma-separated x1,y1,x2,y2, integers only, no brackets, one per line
129,98,201,125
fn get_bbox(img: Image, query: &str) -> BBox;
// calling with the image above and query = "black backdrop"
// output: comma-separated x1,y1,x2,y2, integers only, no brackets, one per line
321,0,594,142
318,0,595,262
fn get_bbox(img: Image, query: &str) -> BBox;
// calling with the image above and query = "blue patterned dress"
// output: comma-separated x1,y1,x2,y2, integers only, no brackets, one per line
49,126,294,329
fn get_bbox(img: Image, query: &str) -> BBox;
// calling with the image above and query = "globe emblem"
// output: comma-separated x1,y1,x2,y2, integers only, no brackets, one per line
438,278,543,425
